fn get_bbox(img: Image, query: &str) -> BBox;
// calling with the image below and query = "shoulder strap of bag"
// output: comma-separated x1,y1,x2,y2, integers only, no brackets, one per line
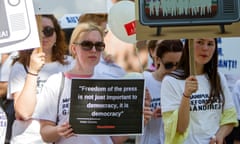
56,72,65,124
23,65,28,73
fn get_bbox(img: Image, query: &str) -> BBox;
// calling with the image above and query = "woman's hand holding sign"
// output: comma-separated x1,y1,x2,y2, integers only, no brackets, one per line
144,88,153,126
57,122,74,139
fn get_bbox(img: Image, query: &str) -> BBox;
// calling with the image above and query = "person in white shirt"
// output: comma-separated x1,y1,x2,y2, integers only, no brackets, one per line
7,15,73,143
0,51,18,143
140,40,183,144
34,22,153,144
33,22,129,144
161,38,238,144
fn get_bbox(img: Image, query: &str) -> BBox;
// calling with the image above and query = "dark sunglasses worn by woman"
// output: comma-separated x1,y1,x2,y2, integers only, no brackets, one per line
73,40,105,52
42,26,55,37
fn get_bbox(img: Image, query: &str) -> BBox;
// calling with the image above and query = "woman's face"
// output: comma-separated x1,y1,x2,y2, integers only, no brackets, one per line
73,30,103,70
194,38,216,66
157,51,182,75
41,17,57,52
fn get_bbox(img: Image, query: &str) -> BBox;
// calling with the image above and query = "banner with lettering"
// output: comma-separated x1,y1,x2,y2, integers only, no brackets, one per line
218,37,240,74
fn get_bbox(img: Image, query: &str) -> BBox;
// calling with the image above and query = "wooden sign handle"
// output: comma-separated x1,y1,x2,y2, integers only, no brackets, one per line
189,39,195,75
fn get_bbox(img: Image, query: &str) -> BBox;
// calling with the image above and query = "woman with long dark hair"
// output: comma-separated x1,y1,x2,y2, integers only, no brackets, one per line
8,15,73,143
161,38,238,144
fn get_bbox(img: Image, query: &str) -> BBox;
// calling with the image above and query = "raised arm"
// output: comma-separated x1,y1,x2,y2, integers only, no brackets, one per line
177,75,198,133
13,49,45,120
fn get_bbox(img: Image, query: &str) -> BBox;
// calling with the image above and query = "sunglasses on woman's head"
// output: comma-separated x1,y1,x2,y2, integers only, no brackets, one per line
162,62,178,70
42,26,55,37
73,40,105,52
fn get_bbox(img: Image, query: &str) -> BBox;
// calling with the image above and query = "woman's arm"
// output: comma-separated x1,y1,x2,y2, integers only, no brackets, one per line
209,124,235,144
13,49,45,120
177,76,198,133
13,74,38,120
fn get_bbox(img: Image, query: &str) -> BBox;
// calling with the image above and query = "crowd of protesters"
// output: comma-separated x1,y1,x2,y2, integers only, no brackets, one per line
0,1,239,144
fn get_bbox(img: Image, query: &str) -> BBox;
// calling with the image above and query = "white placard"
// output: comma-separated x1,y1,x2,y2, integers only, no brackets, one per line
0,0,40,54
218,37,240,75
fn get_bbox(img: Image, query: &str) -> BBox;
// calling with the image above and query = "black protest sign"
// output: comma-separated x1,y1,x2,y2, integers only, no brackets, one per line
69,79,145,135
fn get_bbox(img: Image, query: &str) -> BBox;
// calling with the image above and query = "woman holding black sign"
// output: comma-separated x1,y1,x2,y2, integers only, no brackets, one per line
33,22,132,144
160,38,238,144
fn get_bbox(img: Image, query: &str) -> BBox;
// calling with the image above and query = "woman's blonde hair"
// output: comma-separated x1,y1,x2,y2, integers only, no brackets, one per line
69,22,104,57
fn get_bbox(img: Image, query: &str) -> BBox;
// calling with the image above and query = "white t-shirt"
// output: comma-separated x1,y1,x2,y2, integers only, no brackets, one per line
7,56,73,144
139,71,164,144
33,72,114,144
7,56,73,99
232,80,240,120
0,52,18,82
94,57,126,78
161,72,235,144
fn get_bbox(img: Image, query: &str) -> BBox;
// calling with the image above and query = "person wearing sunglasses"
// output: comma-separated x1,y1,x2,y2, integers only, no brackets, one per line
139,39,183,144
7,15,73,143
161,38,238,144
33,22,130,144
78,13,126,78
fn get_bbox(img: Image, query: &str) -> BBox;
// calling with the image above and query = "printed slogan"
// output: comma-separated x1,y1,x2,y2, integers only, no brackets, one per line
69,79,145,135
189,94,222,111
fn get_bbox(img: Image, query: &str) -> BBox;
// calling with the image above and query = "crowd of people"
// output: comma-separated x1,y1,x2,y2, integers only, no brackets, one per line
0,12,150,144
0,2,240,144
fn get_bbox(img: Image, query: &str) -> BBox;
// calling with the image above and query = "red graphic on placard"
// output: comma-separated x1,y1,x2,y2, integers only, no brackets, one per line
97,125,115,129
124,20,136,36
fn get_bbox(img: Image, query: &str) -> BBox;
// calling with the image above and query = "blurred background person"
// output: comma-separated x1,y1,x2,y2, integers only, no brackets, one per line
139,39,183,144
0,51,18,143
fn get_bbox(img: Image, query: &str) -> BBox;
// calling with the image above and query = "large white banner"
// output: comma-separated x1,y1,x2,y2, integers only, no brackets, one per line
0,0,40,54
